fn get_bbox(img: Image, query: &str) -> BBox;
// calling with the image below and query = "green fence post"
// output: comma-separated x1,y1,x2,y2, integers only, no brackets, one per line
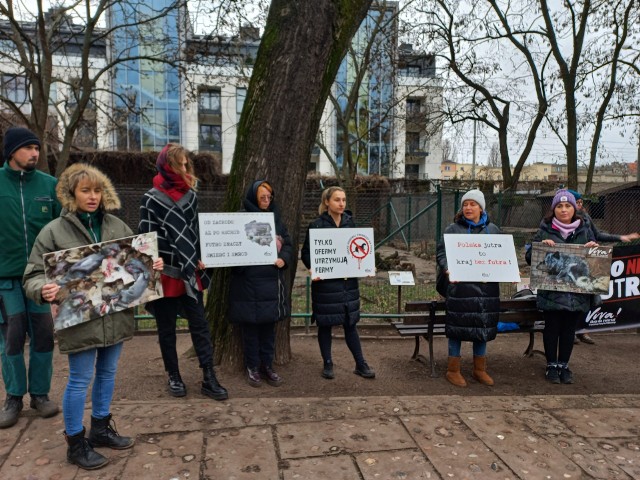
436,184,442,241
305,275,311,334
407,195,412,247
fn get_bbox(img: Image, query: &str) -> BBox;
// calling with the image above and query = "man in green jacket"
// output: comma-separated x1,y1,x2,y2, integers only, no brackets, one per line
0,127,61,428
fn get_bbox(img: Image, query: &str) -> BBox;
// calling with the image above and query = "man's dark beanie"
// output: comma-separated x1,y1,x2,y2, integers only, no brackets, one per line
3,127,40,161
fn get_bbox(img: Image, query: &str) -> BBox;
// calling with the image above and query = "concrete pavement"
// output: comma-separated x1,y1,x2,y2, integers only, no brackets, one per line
1,393,639,479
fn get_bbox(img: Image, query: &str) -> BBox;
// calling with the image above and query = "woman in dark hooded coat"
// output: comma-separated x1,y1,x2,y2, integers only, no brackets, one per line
227,180,294,387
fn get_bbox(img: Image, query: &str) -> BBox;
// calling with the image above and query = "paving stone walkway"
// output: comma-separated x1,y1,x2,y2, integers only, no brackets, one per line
1,394,639,479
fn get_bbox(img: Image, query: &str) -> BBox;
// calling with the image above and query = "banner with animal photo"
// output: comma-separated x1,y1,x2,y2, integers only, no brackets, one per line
577,243,640,333
530,242,612,294
43,232,163,331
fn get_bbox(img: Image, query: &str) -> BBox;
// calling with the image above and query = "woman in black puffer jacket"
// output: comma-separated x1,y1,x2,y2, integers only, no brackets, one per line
228,180,293,388
301,187,375,381
436,189,500,387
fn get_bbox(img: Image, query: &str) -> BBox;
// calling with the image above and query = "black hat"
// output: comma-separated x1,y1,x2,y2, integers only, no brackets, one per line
3,127,40,162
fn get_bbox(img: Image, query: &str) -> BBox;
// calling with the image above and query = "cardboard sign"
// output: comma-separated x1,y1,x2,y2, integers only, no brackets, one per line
530,242,612,294
309,228,376,280
44,232,163,331
199,212,278,267
443,234,521,282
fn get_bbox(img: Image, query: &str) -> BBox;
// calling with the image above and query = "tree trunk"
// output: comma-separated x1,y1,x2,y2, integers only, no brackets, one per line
207,0,373,367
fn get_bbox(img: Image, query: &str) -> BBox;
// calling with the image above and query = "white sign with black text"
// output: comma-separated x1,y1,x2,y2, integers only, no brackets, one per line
199,212,278,267
309,228,376,280
444,233,521,283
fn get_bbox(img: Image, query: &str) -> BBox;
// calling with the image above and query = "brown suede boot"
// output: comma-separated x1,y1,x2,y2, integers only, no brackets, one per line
446,356,467,387
472,355,494,386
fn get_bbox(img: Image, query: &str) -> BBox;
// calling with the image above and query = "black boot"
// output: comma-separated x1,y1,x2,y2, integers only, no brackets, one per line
167,371,186,397
0,395,23,429
65,427,109,470
88,413,134,450
201,364,228,401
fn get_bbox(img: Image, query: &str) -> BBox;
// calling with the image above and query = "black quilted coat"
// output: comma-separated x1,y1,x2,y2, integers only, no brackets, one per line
227,181,294,325
435,214,501,342
301,211,360,327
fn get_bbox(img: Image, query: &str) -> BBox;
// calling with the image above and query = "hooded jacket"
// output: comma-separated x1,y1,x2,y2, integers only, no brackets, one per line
301,211,360,327
23,163,134,354
525,218,595,312
435,212,501,342
227,181,294,325
0,162,60,278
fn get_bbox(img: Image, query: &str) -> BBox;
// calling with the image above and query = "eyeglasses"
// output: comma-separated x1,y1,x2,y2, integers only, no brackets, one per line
258,195,273,202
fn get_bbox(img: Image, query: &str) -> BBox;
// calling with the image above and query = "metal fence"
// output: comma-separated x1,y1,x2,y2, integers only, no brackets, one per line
133,181,640,329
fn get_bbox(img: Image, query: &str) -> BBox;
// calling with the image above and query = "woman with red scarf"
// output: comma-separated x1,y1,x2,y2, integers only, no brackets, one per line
138,144,228,401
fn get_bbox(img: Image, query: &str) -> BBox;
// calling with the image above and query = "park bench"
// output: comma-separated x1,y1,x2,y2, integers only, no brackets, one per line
394,296,543,377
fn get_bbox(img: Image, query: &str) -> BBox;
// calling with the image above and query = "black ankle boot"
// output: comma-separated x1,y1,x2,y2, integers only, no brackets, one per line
65,427,109,470
167,371,186,397
88,413,134,450
201,364,228,401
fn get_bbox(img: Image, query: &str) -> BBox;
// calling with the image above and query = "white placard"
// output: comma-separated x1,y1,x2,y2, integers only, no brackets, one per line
443,234,521,283
199,212,278,267
309,228,376,280
388,271,415,286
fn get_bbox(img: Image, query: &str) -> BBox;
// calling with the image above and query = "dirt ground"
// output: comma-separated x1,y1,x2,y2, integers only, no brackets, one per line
43,327,640,403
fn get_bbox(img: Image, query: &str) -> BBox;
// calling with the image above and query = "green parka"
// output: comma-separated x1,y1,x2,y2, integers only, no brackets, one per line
23,164,134,354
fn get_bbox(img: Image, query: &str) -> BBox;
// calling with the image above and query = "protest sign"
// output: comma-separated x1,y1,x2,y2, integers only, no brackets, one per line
443,234,520,282
308,228,375,280
577,243,640,333
199,212,278,267
530,242,611,294
44,232,163,331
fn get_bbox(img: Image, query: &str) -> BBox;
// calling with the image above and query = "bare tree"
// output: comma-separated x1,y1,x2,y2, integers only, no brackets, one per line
0,0,185,174
487,141,499,167
206,0,373,366
411,0,640,191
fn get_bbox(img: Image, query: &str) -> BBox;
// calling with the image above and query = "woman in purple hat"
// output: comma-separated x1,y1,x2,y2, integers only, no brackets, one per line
525,189,598,385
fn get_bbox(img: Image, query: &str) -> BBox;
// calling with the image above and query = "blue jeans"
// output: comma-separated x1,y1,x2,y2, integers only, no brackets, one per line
448,338,487,357
63,342,123,435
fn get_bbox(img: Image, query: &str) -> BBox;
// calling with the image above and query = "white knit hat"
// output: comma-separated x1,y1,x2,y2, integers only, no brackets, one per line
461,189,485,210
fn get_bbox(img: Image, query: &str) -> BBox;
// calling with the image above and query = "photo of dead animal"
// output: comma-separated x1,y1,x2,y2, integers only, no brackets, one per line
44,232,163,331
530,242,611,294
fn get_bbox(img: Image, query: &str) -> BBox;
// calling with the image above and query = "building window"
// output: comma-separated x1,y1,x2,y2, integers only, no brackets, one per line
405,164,419,178
444,165,451,171
1,73,27,103
199,124,221,152
406,98,421,116
236,87,246,122
406,131,420,153
199,89,221,114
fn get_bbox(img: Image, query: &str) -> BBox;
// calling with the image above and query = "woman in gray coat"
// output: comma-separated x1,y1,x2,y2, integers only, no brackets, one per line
435,189,501,387
23,163,163,470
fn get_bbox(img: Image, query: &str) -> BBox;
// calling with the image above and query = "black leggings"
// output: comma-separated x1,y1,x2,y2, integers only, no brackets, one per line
542,310,581,365
317,319,365,365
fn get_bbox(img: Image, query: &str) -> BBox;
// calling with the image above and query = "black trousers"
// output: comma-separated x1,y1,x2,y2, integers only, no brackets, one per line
317,318,365,366
152,292,213,372
542,310,580,365
241,323,276,370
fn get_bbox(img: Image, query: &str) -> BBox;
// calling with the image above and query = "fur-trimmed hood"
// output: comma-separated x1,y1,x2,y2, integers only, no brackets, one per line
56,163,121,212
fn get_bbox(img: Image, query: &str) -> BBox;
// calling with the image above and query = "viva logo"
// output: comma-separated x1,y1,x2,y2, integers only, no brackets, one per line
585,307,622,326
